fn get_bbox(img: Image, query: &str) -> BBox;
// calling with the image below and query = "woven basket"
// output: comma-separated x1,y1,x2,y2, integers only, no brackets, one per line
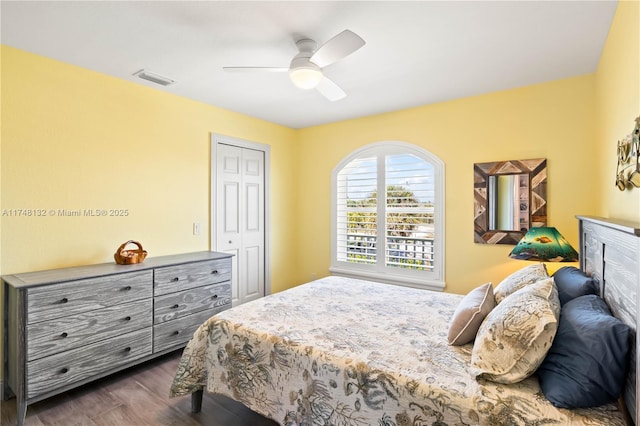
114,240,148,265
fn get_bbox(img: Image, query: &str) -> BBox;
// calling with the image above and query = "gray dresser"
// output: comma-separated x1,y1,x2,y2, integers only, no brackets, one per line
2,251,232,426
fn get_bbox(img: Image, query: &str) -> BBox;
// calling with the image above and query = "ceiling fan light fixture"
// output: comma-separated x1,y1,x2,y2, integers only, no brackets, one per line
289,67,323,90
224,30,365,99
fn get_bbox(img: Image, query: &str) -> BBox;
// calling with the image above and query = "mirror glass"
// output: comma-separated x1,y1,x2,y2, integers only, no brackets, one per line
488,174,529,231
474,159,547,244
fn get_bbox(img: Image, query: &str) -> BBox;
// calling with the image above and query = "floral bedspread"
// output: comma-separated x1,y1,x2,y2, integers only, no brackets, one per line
170,276,625,426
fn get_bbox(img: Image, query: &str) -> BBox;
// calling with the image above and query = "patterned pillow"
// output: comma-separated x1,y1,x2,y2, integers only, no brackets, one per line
470,277,560,384
494,263,549,304
447,283,495,346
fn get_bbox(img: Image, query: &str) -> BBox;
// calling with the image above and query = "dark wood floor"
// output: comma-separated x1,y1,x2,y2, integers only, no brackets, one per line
1,350,279,426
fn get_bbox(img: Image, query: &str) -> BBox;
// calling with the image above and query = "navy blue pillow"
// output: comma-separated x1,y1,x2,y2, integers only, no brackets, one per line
537,294,631,408
552,266,598,306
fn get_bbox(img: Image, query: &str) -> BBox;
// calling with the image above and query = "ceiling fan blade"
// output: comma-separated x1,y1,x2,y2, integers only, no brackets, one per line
310,30,365,68
316,76,346,102
223,67,288,73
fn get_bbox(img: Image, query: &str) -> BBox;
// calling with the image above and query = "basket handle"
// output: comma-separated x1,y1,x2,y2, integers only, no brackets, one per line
117,240,144,254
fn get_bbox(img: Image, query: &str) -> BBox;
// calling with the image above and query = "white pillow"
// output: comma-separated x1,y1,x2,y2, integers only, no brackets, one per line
470,277,560,384
447,283,495,346
494,263,549,304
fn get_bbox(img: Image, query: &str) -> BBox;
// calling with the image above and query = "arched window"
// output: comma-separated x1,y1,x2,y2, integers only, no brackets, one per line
330,142,445,290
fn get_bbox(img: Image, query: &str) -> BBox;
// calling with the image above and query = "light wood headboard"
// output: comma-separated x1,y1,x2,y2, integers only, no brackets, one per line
578,216,639,425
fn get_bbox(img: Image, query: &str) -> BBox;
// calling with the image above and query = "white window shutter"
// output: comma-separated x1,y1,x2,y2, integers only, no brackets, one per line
332,142,444,290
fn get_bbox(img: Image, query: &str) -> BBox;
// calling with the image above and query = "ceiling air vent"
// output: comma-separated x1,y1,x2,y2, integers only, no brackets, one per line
133,69,176,86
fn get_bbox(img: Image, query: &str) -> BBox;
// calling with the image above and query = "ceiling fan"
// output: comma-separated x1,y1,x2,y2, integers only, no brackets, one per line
223,30,365,101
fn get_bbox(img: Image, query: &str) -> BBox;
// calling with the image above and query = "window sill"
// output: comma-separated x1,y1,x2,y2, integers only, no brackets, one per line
329,266,445,292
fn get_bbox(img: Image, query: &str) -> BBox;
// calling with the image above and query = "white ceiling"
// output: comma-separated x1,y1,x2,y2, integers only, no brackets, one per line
1,1,618,129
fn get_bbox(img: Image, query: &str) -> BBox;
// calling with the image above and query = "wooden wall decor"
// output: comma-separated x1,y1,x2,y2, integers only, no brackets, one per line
615,115,640,191
474,158,547,244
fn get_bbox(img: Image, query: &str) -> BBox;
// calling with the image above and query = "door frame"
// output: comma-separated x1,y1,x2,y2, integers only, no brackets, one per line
210,133,271,297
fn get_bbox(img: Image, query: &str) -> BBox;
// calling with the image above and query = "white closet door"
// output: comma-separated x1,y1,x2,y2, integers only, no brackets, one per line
216,143,265,306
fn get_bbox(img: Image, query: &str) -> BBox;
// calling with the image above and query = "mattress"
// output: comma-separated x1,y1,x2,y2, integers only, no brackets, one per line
170,276,625,425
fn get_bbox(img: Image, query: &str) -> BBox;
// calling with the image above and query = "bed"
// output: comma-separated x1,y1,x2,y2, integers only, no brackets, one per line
170,216,639,425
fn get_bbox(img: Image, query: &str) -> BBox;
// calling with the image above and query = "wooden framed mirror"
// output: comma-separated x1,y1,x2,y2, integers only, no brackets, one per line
474,158,547,244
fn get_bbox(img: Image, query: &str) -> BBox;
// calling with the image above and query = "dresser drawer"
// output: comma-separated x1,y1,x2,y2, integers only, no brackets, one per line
154,259,231,296
27,299,152,361
26,327,152,399
154,281,231,324
27,271,152,324
153,309,222,353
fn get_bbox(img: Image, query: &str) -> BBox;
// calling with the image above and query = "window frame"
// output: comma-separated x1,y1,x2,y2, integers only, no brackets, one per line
330,141,445,291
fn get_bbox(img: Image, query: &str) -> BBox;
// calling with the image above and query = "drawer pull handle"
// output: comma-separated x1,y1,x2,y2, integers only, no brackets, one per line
122,286,132,291
60,332,68,338
211,294,218,299
60,367,69,374
124,347,132,353
171,304,179,309
124,316,131,321
211,270,218,275
173,330,180,335
60,298,69,304
172,277,179,282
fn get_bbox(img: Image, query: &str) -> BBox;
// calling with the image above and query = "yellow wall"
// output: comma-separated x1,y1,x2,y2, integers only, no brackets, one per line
0,44,3,295
0,46,299,293
595,0,640,221
297,75,598,294
294,0,639,295
0,1,637,376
